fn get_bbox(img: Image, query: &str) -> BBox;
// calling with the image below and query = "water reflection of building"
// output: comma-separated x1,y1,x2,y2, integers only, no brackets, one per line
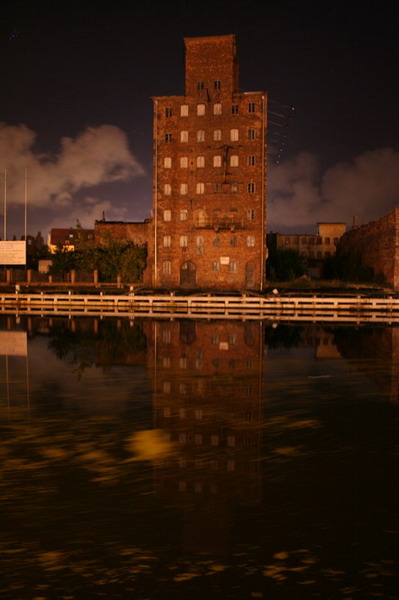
334,326,399,403
144,319,264,554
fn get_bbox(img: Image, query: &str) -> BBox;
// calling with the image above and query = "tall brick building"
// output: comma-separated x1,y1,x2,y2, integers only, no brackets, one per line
150,35,267,290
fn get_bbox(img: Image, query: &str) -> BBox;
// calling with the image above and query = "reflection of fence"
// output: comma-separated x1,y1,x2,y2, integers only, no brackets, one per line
2,292,399,322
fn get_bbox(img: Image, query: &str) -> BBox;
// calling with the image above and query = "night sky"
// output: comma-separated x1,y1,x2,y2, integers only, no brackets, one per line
1,1,399,238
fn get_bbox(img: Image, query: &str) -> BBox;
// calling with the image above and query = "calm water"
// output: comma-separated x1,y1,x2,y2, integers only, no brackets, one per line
0,316,398,599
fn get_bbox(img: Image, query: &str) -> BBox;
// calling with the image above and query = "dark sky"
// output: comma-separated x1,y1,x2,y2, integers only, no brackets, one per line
1,0,399,237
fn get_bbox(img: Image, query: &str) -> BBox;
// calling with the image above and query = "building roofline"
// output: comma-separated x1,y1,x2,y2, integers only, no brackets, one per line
183,34,236,44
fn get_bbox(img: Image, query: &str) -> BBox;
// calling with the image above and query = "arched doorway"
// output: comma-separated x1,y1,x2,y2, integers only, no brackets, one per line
180,261,196,287
245,262,255,288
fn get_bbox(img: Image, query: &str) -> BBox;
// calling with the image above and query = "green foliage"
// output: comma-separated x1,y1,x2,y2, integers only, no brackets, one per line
267,248,306,281
322,252,385,284
49,241,147,283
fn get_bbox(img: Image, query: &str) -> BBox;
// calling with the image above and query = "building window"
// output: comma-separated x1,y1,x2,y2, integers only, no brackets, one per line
197,81,204,92
162,261,171,274
231,183,238,193
196,236,204,254
165,107,172,117
180,104,188,116
213,103,222,115
196,155,205,168
163,235,171,247
197,103,206,116
247,235,255,247
213,183,222,192
212,261,220,272
164,184,171,195
197,130,205,142
213,129,222,141
230,236,237,247
164,157,172,168
180,156,188,168
214,80,221,90
230,155,239,167
229,261,238,272
180,183,188,195
230,129,239,141
247,209,255,220
325,237,330,244
213,155,222,167
196,182,205,194
180,209,188,221
180,130,188,143
248,102,256,113
247,155,256,166
247,182,256,193
165,133,172,143
163,209,171,221
231,103,239,114
213,236,220,247
180,235,188,248
248,129,256,140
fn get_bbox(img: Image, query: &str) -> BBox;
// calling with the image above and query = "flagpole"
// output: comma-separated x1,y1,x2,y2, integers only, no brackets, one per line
24,167,28,241
3,168,7,241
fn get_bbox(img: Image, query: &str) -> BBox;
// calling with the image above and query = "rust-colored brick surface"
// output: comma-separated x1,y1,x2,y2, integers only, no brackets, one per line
94,220,150,247
150,34,267,290
338,207,399,289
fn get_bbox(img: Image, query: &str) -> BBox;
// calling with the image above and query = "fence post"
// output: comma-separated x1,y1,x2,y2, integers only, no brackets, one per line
117,274,122,288
70,269,76,284
94,269,98,286
27,269,32,284
6,269,12,284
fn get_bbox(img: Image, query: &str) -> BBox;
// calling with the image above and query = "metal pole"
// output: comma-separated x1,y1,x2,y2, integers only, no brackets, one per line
24,167,28,242
154,100,158,285
3,168,7,241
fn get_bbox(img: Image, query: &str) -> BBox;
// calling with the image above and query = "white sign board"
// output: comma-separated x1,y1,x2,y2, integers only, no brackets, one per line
0,241,26,265
0,331,28,356
220,256,230,265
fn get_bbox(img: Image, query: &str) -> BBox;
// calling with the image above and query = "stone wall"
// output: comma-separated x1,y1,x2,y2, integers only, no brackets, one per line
338,207,399,289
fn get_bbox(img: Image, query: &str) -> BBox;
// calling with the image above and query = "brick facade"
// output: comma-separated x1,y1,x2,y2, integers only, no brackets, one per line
338,207,399,289
94,220,151,247
150,35,267,290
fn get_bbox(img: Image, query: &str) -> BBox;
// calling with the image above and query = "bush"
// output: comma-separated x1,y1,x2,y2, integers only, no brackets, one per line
49,242,147,283
267,248,306,281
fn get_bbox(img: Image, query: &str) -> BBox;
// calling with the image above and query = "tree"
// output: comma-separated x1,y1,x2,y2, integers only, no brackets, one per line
267,248,306,281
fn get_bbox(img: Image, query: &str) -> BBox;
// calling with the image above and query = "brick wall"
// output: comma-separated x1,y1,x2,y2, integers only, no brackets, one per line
338,207,399,288
94,221,150,247
151,35,267,290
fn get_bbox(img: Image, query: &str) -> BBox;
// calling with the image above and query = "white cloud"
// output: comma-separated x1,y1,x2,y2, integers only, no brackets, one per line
268,148,399,231
0,122,144,214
